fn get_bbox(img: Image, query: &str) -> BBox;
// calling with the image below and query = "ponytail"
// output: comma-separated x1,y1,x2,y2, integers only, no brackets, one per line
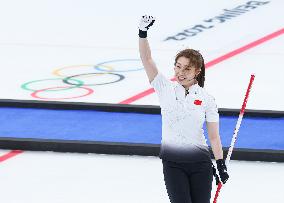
196,57,205,87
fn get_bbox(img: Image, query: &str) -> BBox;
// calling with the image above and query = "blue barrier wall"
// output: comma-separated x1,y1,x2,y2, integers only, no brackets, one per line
0,107,283,150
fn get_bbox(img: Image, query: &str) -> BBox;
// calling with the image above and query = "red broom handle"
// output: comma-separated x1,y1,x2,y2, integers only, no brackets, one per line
213,74,255,203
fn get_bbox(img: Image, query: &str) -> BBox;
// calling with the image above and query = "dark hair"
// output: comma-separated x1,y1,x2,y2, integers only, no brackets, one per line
174,49,205,87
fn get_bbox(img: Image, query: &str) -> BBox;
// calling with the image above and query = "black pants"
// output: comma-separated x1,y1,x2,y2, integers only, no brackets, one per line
162,160,213,203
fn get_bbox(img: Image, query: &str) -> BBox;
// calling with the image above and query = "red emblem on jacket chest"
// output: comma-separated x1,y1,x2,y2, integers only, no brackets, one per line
194,100,202,105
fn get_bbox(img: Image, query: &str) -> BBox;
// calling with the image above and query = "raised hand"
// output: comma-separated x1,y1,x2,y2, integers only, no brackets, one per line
138,15,155,38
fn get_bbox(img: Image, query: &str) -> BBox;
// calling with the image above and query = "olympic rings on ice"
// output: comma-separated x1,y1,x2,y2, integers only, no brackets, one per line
21,78,84,92
94,59,144,73
31,86,94,100
21,59,143,100
52,64,114,77
63,72,125,86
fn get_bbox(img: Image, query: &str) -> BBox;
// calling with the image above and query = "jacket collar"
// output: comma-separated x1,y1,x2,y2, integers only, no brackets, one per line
176,82,199,95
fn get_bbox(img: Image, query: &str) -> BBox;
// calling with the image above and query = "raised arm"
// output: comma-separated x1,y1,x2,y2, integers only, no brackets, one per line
138,15,158,83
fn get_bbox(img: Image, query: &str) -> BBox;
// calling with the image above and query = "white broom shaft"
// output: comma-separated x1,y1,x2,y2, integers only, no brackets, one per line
226,113,243,162
226,74,255,163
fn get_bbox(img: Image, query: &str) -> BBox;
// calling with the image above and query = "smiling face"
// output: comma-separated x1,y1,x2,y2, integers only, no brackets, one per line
174,56,201,89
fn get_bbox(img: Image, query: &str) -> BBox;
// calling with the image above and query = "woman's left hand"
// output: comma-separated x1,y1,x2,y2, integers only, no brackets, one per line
216,159,229,184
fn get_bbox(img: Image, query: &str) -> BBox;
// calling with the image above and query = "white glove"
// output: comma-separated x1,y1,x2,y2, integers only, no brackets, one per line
139,15,155,31
138,15,155,38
